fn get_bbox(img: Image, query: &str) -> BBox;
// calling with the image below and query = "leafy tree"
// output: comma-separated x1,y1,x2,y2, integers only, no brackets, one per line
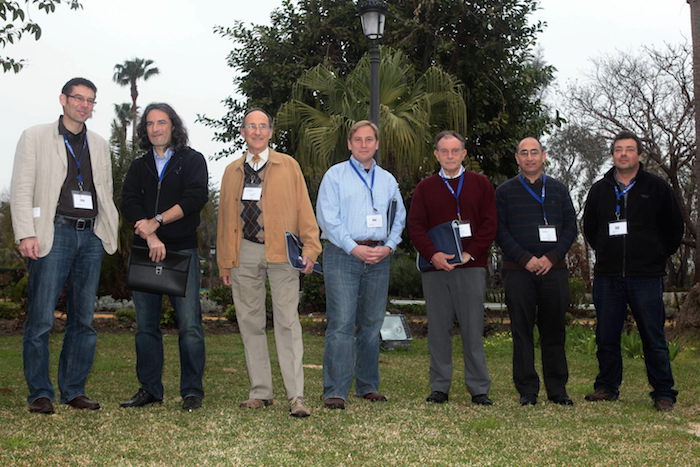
277,48,467,185
112,58,160,144
564,43,695,288
0,0,82,73
201,0,559,178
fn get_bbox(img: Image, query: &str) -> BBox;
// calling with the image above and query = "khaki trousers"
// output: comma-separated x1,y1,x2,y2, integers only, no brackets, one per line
230,239,304,399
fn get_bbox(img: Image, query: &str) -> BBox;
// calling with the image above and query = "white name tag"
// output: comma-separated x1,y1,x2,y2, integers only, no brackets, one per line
242,185,262,201
609,220,628,236
367,214,383,228
72,190,93,210
539,225,557,242
33,207,41,218
458,222,472,238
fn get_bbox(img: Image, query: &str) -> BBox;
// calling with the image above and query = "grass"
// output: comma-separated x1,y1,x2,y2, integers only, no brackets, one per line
0,327,699,466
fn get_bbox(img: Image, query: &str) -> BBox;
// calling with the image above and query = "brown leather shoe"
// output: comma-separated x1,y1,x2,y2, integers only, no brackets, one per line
323,397,346,409
360,392,387,402
653,399,674,412
584,388,618,402
28,397,54,414
239,398,272,409
67,395,101,410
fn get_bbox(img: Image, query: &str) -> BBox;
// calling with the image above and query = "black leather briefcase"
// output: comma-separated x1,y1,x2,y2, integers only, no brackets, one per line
127,246,192,297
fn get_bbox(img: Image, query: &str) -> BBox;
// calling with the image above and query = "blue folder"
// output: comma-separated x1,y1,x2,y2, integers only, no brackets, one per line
285,231,323,275
416,220,464,272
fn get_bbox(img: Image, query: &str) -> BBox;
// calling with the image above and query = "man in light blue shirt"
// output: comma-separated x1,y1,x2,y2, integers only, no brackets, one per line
316,120,406,410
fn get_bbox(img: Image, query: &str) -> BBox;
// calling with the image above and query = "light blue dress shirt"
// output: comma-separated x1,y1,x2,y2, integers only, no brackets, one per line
154,147,174,177
316,156,406,254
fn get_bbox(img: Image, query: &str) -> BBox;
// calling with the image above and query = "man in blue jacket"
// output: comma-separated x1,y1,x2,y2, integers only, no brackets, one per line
583,130,683,412
120,103,208,411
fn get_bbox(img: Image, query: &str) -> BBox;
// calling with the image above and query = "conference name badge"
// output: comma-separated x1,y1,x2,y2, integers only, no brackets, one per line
242,184,262,201
538,225,557,242
367,214,383,228
608,220,628,236
458,221,472,238
72,190,93,210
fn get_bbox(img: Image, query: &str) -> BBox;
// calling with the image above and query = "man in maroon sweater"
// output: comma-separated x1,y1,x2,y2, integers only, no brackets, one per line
408,131,497,406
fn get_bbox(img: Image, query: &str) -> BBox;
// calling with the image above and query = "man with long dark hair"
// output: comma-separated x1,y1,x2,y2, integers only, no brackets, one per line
120,103,208,411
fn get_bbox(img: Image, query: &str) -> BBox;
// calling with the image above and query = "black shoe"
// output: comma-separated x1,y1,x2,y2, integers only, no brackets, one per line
520,394,537,406
182,395,202,411
548,395,574,406
120,389,162,408
426,391,449,404
653,399,674,412
471,394,493,406
584,388,618,402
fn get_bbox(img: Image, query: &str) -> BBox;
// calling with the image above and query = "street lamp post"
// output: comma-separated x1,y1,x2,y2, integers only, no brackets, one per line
357,0,388,161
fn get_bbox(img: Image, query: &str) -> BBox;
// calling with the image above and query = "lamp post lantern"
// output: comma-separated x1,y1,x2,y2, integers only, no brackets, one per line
357,0,388,139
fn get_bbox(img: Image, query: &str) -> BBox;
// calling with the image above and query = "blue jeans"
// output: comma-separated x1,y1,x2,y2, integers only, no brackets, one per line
322,243,390,400
592,276,677,402
24,222,104,404
132,248,205,399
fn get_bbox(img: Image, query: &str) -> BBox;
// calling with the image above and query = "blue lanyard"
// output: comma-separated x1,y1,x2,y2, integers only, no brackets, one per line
158,157,171,182
63,135,87,190
518,175,548,224
349,158,377,211
440,170,465,221
614,181,636,219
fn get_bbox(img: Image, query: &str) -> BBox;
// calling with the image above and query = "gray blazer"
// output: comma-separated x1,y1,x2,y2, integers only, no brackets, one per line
10,119,119,257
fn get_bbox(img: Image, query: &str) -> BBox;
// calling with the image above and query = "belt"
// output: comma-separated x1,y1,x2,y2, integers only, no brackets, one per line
54,215,95,231
355,240,384,247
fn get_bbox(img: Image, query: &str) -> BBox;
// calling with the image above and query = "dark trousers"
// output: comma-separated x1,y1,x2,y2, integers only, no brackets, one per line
503,268,569,399
592,276,677,402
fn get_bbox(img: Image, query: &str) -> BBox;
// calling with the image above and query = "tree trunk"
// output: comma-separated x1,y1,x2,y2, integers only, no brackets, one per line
690,0,700,283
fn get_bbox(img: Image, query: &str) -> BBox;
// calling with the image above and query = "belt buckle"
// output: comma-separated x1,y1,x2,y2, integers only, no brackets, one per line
75,218,86,230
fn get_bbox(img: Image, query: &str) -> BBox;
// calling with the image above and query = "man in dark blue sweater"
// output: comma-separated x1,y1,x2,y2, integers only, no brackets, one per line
496,137,577,406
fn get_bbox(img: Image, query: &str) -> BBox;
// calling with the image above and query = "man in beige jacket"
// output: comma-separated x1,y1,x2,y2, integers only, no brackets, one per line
217,108,321,417
10,77,118,414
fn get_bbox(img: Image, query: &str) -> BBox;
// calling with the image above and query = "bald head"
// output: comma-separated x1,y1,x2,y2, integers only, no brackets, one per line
515,136,546,181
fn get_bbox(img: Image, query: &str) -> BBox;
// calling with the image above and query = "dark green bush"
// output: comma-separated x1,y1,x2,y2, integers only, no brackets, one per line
224,304,236,323
161,306,176,328
300,273,325,314
207,285,233,307
0,301,21,320
569,277,588,311
389,250,422,298
115,308,136,323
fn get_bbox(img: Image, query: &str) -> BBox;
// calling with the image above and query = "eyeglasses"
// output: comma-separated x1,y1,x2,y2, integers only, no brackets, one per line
67,94,97,105
243,123,270,131
518,149,541,156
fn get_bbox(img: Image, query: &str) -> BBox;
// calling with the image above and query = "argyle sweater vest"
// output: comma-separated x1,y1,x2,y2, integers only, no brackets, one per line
241,162,266,243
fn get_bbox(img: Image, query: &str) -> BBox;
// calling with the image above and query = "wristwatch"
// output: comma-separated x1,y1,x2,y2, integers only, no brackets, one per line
155,214,164,225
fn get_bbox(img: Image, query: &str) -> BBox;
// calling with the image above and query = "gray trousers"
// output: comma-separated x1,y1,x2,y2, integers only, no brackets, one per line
422,267,491,396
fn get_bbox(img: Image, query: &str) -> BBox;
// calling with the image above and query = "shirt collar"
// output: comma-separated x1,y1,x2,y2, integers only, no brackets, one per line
439,166,465,179
245,147,270,170
58,115,87,138
153,147,174,161
349,155,376,172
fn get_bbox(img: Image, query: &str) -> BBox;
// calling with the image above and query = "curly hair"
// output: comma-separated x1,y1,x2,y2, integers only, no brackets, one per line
137,102,189,152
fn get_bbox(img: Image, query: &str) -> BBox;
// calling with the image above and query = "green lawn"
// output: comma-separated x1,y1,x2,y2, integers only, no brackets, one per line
0,328,698,466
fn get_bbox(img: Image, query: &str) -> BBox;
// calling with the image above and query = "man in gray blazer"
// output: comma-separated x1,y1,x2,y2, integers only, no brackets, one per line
10,77,119,414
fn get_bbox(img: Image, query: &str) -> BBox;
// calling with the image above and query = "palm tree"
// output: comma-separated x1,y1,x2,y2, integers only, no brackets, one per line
112,103,132,145
276,48,467,186
112,58,160,143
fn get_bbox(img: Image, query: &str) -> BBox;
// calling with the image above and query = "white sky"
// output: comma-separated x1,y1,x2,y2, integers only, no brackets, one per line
0,0,692,194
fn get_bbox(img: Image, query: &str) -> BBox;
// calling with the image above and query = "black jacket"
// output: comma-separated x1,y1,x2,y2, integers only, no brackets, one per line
582,164,683,277
121,146,208,250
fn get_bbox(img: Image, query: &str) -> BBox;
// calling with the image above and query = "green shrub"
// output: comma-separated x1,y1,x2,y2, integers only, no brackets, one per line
115,308,136,323
161,306,177,328
389,250,422,298
224,304,236,323
300,273,325,314
566,325,596,355
9,275,28,304
0,301,21,320
621,330,644,359
207,286,233,307
485,288,505,304
391,303,426,315
668,339,681,361
569,277,588,311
